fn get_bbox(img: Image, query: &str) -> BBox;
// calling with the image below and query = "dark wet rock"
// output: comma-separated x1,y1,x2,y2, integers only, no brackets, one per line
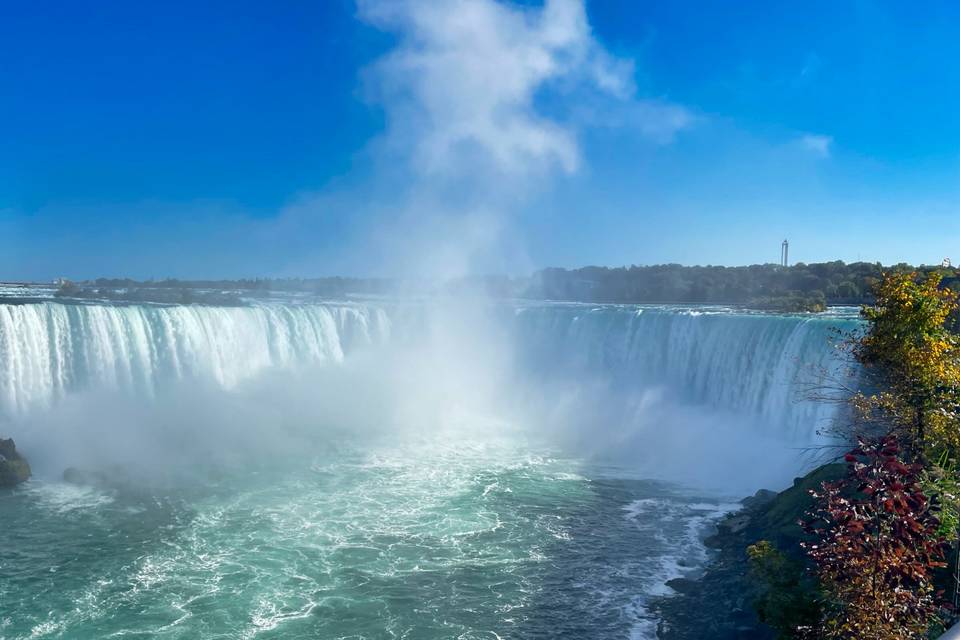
653,530,773,640
740,488,778,510
650,464,846,639
664,578,699,595
0,438,32,487
720,513,752,535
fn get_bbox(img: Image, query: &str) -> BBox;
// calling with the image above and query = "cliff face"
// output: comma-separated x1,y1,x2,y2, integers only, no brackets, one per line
651,464,845,639
0,438,32,487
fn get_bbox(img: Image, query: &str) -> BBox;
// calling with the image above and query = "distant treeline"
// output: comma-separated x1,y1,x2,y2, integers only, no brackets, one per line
76,276,396,297
58,262,960,311
523,261,960,311
56,275,513,304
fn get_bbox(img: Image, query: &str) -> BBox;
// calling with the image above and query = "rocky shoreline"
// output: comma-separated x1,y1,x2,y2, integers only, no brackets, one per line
650,464,845,639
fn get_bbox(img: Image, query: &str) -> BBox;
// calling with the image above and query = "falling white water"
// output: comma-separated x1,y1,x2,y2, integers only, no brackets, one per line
0,302,391,417
0,299,862,640
0,301,858,467
512,304,858,443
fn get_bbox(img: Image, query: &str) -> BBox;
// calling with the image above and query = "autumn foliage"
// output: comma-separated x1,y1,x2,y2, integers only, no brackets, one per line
853,272,960,455
804,436,947,639
792,271,960,638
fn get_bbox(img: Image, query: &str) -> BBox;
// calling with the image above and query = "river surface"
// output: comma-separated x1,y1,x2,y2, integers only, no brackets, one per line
0,299,859,638
2,436,744,639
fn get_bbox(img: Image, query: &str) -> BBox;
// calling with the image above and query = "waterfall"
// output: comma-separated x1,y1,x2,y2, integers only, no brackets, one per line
512,305,860,443
0,302,391,418
0,301,859,449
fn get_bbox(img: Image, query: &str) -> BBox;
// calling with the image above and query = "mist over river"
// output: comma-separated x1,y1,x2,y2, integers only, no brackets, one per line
0,299,859,639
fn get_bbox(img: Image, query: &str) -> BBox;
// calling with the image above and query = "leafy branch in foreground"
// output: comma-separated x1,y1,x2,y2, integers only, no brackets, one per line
744,271,960,638
803,436,948,639
853,272,960,456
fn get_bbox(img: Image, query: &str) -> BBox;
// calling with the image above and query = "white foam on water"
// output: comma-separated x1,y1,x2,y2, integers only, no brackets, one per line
25,481,115,513
0,300,862,638
621,497,741,639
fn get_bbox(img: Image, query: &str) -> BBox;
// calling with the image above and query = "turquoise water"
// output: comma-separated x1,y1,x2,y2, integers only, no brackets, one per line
1,436,734,639
0,300,860,639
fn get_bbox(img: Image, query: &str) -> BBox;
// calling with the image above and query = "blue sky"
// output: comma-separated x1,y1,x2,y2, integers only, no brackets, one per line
2,0,959,280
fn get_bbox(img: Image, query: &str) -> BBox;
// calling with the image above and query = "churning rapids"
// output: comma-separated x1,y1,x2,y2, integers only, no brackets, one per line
0,299,859,639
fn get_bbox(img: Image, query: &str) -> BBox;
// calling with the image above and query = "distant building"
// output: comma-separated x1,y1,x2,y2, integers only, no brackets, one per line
781,239,789,267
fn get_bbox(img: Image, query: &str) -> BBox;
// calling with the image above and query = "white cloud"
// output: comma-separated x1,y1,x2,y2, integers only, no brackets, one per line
800,133,833,158
358,0,692,176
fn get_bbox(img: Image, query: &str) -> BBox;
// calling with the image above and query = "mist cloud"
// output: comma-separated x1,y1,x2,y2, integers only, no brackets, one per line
358,0,690,178
348,0,696,279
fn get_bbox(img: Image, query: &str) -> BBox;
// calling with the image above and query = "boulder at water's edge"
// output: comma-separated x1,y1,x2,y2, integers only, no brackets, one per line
0,438,32,487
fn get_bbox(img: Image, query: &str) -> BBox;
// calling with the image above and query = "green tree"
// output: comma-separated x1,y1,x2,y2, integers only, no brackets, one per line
747,540,823,638
853,272,960,456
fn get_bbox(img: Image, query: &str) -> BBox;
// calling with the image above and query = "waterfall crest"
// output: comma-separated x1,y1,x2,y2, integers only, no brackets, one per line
0,301,858,446
0,302,391,417
513,305,860,442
